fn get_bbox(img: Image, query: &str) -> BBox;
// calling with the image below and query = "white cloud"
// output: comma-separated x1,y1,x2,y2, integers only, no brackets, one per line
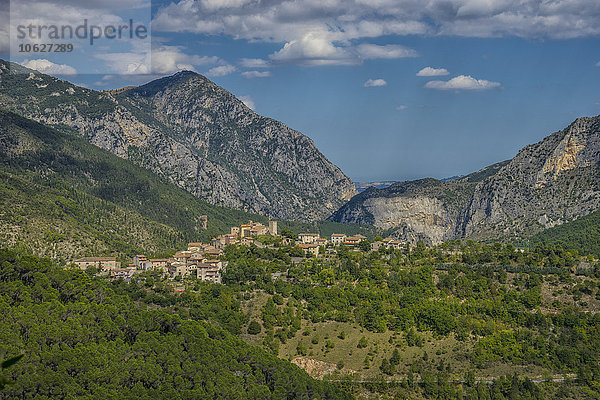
8,0,153,74
238,95,255,110
240,58,270,68
596,61,600,66
242,70,272,79
356,44,418,59
206,64,237,77
21,59,78,75
425,75,501,91
94,52,151,74
269,33,357,66
200,0,253,11
152,49,220,74
267,33,418,66
152,0,600,52
42,0,148,10
93,46,222,75
364,78,387,87
0,5,8,54
0,30,7,54
396,105,408,110
417,67,449,76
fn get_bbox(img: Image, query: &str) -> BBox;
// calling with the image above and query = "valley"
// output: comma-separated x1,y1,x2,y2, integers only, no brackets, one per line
1,59,600,400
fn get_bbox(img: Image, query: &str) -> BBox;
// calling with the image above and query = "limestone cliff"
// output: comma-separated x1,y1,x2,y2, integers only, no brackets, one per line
459,116,600,241
329,178,474,245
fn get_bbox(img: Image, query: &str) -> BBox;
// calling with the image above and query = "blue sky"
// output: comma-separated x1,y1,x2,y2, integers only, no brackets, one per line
3,0,600,181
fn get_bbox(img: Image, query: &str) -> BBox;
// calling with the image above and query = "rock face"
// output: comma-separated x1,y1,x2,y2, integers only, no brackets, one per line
331,116,600,244
459,116,600,241
0,61,356,220
330,178,476,245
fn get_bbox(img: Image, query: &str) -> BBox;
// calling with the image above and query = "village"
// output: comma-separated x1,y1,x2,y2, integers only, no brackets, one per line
72,220,406,284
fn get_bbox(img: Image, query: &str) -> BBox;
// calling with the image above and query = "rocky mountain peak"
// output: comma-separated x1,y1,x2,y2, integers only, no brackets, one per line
0,60,357,221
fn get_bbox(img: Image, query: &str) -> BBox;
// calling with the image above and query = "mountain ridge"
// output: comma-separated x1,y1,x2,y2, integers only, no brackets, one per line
330,116,600,244
0,60,356,221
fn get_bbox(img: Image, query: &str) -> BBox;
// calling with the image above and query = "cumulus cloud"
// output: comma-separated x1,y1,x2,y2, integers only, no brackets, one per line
364,78,387,87
42,0,148,10
153,50,220,74
267,33,419,66
242,70,271,78
238,95,255,110
417,67,449,76
425,75,501,91
0,4,8,54
21,59,78,75
9,0,153,74
206,64,237,77
94,53,152,74
0,29,8,54
151,0,600,67
269,33,357,66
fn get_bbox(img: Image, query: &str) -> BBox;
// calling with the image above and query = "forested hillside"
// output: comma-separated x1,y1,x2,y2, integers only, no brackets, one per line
3,238,600,398
531,210,600,257
0,248,350,399
218,240,600,398
0,109,268,259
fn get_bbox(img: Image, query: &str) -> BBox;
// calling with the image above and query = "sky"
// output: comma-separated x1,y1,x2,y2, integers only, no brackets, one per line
2,0,600,182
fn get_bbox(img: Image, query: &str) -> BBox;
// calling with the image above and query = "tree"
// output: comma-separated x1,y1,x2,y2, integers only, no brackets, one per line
357,336,368,349
359,240,371,253
296,341,307,356
280,228,298,239
247,320,262,335
0,352,23,390
389,348,401,366
380,359,395,376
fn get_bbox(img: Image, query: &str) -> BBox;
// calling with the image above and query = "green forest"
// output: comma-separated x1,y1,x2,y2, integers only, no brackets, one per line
4,240,600,399
0,248,349,399
531,209,600,257
221,240,600,398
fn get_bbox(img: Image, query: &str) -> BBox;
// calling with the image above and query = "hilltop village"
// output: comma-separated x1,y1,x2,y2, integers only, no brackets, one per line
72,220,406,283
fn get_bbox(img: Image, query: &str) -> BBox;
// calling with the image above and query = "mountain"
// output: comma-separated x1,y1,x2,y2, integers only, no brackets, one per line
0,60,356,221
329,161,508,244
459,117,600,241
0,109,375,260
331,116,600,244
0,109,269,260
